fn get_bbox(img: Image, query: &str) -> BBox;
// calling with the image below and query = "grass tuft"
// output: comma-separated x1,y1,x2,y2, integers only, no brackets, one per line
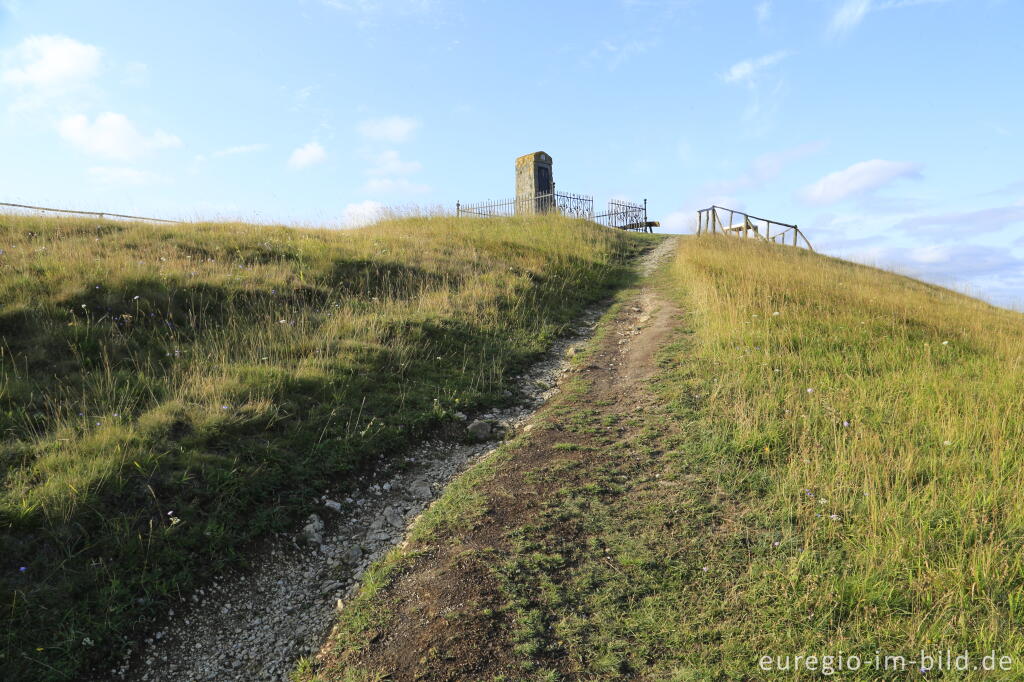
0,212,652,680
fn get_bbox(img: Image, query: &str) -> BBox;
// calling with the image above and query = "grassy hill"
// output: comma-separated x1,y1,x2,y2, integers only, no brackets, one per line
0,213,652,680
305,234,1024,681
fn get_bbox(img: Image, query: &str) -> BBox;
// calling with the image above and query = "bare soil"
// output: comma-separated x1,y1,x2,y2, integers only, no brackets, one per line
315,238,682,681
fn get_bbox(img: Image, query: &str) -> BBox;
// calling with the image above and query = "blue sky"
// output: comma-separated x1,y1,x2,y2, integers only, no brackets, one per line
1,0,1022,307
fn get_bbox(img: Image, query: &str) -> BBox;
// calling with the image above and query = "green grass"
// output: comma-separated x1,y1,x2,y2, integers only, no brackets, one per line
496,234,1024,679
0,212,653,680
655,234,1024,677
307,233,1024,680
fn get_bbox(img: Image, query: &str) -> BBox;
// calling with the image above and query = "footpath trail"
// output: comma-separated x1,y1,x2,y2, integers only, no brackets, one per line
308,237,683,681
113,237,678,682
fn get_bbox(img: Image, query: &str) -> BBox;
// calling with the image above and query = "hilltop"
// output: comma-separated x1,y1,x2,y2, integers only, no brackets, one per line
0,213,654,680
303,234,1024,681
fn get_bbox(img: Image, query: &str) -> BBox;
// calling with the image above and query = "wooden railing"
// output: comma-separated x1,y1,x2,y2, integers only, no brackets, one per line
696,205,813,251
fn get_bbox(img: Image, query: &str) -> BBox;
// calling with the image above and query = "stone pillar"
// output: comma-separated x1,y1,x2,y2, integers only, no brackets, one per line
515,151,554,215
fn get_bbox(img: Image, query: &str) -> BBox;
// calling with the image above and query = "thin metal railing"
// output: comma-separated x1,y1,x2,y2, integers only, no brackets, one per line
0,201,182,224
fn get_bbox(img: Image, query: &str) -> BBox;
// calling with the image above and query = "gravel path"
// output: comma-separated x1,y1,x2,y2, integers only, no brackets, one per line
109,236,678,682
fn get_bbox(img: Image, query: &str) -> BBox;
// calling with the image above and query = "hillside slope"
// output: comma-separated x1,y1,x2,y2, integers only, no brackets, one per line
0,213,652,680
306,234,1024,681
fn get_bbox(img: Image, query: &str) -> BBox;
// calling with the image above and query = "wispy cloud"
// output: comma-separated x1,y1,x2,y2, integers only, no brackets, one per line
756,1,772,25
1,35,101,110
722,50,790,84
827,0,952,36
893,204,1024,234
828,0,871,35
703,141,826,196
357,115,419,143
58,112,181,160
982,180,1024,197
584,38,658,70
366,149,421,176
287,141,327,169
800,160,923,204
721,50,792,130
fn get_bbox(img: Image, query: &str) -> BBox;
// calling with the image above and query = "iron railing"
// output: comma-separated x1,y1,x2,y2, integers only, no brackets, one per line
457,194,654,232
456,191,594,219
594,199,649,231
696,205,813,250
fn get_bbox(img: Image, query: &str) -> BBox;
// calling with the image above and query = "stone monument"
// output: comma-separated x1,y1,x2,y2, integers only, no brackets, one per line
515,151,554,215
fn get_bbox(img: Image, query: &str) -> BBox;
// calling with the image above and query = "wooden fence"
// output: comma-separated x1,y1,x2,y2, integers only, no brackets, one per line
696,205,813,251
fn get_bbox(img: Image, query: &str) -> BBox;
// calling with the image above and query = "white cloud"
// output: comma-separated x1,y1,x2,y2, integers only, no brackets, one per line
357,115,419,143
213,143,268,158
367,149,421,176
1,35,101,110
827,0,950,36
87,166,162,186
342,200,385,227
703,141,826,196
287,141,327,169
756,1,772,24
722,50,790,84
584,39,658,70
828,0,871,35
58,112,181,160
894,204,1024,234
800,160,922,204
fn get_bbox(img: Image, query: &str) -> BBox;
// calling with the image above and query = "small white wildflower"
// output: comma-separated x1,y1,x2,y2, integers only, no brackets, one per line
818,498,828,504
942,341,949,345
772,311,780,316
943,440,952,446
806,388,814,394
829,514,841,521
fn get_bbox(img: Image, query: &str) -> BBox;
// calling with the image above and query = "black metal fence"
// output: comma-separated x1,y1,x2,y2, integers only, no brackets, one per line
594,199,649,231
456,191,594,219
457,194,653,232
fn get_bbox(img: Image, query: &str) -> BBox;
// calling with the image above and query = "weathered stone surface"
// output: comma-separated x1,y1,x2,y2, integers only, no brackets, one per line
302,515,324,545
515,151,554,215
382,506,405,529
467,419,492,441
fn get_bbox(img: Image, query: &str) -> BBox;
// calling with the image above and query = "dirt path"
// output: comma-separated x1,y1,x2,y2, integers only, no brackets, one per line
110,237,678,682
311,237,683,681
